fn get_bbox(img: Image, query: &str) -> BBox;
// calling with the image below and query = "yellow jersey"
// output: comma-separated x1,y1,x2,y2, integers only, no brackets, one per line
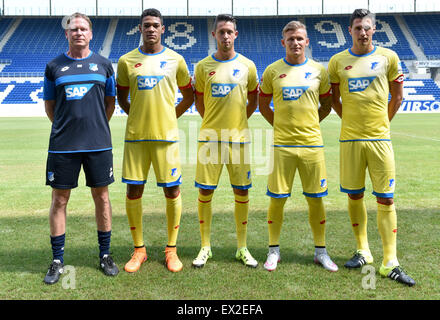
116,47,192,142
194,53,258,143
328,46,403,141
260,57,331,146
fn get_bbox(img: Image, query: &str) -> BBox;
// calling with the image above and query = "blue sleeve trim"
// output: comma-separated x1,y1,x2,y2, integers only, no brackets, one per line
157,176,182,187
372,191,394,198
231,183,252,190
122,178,146,185
198,140,251,144
55,74,107,86
273,144,324,148
43,77,56,100
48,147,112,153
340,186,365,194
339,139,391,142
303,190,328,198
105,74,116,96
195,182,217,190
266,188,290,198
125,139,179,143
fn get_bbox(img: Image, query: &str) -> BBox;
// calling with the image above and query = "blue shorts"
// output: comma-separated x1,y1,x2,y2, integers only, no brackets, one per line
46,150,114,189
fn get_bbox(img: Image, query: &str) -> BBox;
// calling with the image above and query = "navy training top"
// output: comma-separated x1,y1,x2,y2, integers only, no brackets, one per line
43,52,116,153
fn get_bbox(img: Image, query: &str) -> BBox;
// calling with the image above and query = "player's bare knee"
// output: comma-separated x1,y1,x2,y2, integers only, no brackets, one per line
126,184,144,199
164,186,180,198
233,188,248,196
348,193,364,200
199,188,214,196
377,197,394,205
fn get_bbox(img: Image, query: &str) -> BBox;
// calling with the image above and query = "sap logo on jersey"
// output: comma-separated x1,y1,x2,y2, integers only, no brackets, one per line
282,86,309,101
348,77,376,92
137,75,165,90
211,83,237,97
65,84,94,100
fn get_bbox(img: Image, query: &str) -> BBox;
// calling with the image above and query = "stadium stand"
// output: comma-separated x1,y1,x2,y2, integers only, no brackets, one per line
404,14,440,59
0,14,439,108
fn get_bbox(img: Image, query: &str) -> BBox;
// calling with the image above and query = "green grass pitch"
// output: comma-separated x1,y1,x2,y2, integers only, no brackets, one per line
0,113,439,300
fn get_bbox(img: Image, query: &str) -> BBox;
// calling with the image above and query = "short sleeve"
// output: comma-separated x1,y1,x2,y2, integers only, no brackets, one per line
319,66,331,97
116,58,129,89
247,61,259,93
259,66,273,96
43,64,56,101
176,56,192,89
194,62,205,95
327,56,339,85
388,51,404,83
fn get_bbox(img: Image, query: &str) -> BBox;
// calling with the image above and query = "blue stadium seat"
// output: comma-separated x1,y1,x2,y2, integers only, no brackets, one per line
404,14,440,59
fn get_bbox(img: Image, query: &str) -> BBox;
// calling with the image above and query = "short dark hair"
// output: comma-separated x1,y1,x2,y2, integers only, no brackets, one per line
213,14,237,31
350,8,376,27
140,8,163,25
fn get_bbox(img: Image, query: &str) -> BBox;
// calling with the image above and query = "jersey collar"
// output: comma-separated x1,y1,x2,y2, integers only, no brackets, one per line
348,46,377,57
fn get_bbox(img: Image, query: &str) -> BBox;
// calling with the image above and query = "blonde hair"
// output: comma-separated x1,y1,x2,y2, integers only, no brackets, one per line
66,12,92,30
282,20,307,37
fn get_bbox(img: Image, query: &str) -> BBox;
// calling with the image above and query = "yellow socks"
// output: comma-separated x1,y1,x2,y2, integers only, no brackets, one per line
377,202,398,267
234,194,250,248
165,192,182,247
198,192,213,248
306,197,326,247
348,197,370,253
267,197,287,246
126,196,144,247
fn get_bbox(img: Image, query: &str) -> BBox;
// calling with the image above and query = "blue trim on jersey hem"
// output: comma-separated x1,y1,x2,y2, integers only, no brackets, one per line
303,190,328,198
198,140,250,144
372,191,394,198
63,51,93,61
195,182,217,190
122,178,146,185
48,147,112,153
266,188,290,198
211,53,239,63
125,139,179,143
138,46,166,56
340,186,365,194
283,57,308,67
348,46,377,57
55,74,106,86
157,176,182,187
339,139,391,142
273,144,324,148
231,183,252,190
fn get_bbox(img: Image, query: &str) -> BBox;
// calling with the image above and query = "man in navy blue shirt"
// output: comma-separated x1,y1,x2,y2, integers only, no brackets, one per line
43,12,118,284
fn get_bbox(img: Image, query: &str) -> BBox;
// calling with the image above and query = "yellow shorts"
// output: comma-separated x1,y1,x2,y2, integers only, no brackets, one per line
195,142,251,190
122,141,182,187
340,140,395,198
267,146,328,198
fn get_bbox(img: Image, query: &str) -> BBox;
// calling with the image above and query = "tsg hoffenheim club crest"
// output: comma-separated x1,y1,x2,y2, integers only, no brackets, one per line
89,63,98,72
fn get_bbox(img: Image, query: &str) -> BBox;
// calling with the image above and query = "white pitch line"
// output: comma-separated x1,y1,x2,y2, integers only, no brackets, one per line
392,132,440,142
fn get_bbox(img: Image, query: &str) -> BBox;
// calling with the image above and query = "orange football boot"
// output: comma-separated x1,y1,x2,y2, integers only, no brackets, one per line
164,247,183,273
124,246,147,273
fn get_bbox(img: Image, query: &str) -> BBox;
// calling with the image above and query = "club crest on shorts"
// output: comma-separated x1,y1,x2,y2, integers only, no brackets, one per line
320,179,327,188
389,178,395,187
48,171,55,182
247,171,251,180
171,168,178,177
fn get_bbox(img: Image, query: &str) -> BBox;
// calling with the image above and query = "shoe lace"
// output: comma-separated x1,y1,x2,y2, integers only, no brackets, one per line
48,262,59,275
